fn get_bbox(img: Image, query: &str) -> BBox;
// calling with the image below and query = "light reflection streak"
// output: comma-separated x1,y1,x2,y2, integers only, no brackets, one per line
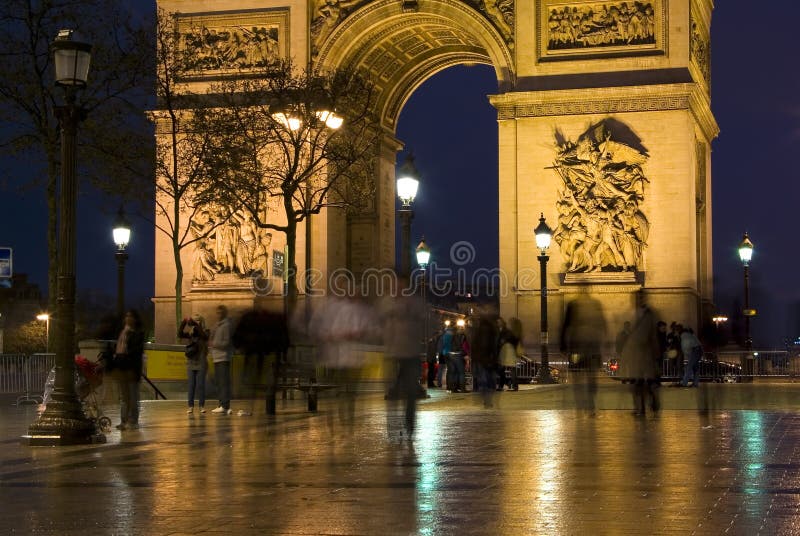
415,411,442,535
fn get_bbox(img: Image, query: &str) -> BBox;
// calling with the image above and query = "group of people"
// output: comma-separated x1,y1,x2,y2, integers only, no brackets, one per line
427,316,524,397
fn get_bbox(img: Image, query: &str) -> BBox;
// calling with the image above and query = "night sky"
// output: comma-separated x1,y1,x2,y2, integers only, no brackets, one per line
1,1,798,345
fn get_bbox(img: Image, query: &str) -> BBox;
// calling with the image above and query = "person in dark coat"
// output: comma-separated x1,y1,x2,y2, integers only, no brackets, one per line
232,309,290,415
561,294,607,413
620,295,661,416
114,309,145,430
470,315,499,407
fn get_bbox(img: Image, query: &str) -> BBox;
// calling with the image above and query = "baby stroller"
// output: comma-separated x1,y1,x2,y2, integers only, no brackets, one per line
40,356,112,433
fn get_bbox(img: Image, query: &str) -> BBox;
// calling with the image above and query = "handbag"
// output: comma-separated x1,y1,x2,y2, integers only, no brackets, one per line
185,341,200,360
500,342,517,367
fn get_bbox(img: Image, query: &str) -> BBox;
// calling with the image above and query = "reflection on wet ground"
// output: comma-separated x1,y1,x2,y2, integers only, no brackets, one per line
2,385,800,535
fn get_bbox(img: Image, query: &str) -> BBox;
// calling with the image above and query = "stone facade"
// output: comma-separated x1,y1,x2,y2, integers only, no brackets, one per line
154,0,717,348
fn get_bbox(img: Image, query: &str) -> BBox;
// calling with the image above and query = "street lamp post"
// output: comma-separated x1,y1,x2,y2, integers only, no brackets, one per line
397,155,420,278
416,238,431,355
738,233,754,381
738,233,754,350
534,214,556,384
36,314,50,353
27,30,102,444
113,206,131,320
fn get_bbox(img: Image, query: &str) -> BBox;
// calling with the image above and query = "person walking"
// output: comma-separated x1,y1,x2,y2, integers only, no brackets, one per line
679,326,703,388
114,309,145,431
561,294,607,414
209,305,234,415
470,315,498,407
496,317,521,391
620,294,660,416
179,313,209,414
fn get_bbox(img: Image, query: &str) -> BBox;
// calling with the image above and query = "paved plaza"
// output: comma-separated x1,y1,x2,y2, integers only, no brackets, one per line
2,383,800,535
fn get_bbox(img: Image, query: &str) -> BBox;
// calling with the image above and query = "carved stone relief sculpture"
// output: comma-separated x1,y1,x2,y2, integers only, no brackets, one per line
690,14,711,87
175,10,289,75
547,1,655,49
465,0,515,46
550,119,650,273
189,206,273,283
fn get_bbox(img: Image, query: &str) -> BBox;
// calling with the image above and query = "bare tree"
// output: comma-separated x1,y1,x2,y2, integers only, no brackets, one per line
151,9,236,335
196,61,378,314
0,0,153,329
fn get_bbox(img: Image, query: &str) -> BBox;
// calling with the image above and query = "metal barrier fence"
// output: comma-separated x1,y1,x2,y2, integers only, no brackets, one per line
0,353,56,405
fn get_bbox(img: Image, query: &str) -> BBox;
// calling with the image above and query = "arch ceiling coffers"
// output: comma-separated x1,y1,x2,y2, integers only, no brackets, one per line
315,0,514,130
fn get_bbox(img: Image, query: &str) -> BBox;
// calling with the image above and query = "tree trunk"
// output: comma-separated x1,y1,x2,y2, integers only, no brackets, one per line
174,245,183,343
285,218,298,318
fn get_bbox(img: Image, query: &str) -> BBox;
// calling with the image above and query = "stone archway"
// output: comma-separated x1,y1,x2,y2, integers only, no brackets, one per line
154,0,717,349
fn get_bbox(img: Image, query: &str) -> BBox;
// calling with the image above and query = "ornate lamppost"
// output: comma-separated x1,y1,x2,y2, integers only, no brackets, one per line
737,233,754,350
416,237,431,353
397,155,420,278
27,30,102,444
534,214,556,384
738,233,754,380
112,206,131,320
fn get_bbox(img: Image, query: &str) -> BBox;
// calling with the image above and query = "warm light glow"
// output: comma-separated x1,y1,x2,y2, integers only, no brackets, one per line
456,319,466,328
315,110,331,122
325,113,343,129
397,177,419,206
534,213,552,252
712,315,729,324
738,233,754,265
36,313,49,321
272,112,302,131
113,207,131,250
444,320,451,327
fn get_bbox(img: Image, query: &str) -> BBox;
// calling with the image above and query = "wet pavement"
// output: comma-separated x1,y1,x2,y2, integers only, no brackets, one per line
2,383,800,535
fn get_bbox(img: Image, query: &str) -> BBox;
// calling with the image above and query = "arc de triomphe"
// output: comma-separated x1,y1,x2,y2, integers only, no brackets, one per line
153,0,717,345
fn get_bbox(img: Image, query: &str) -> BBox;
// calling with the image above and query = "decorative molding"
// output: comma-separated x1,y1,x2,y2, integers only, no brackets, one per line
494,94,690,119
562,271,640,284
536,0,666,62
689,6,710,90
174,8,290,79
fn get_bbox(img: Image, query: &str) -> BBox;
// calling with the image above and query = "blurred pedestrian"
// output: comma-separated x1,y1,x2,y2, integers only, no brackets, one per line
233,308,290,416
561,294,607,414
497,317,521,391
679,326,703,388
114,309,144,431
666,321,683,378
380,293,425,437
209,305,234,415
470,315,498,407
435,326,450,388
615,321,631,356
620,294,660,416
426,333,439,388
178,313,209,414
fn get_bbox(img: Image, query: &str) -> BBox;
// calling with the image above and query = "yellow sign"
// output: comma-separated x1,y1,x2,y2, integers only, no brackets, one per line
145,349,211,380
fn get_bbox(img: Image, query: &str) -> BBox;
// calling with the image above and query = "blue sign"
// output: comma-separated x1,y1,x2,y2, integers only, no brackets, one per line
0,247,11,278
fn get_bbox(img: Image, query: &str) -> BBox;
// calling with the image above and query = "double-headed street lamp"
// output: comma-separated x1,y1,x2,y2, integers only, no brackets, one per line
737,233,754,350
113,206,131,320
397,155,420,278
27,30,102,444
534,214,556,384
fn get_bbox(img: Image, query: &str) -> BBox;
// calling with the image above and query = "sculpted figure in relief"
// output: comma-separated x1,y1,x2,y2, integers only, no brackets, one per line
547,2,655,50
189,205,273,282
551,121,650,273
182,25,280,71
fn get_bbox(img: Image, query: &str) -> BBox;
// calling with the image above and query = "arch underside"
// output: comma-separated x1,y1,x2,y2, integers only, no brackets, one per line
315,1,514,131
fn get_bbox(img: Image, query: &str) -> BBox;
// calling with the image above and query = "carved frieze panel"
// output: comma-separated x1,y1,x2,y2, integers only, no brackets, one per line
551,119,650,273
190,206,274,285
537,0,665,61
175,9,290,77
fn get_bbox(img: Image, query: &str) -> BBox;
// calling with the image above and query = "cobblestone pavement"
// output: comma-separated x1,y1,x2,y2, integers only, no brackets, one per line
2,384,800,535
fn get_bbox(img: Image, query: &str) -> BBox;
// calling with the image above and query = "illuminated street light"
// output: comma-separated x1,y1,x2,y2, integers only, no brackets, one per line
534,214,555,384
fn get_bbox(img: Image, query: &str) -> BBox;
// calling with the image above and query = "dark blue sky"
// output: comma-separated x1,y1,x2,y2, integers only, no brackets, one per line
1,1,798,344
